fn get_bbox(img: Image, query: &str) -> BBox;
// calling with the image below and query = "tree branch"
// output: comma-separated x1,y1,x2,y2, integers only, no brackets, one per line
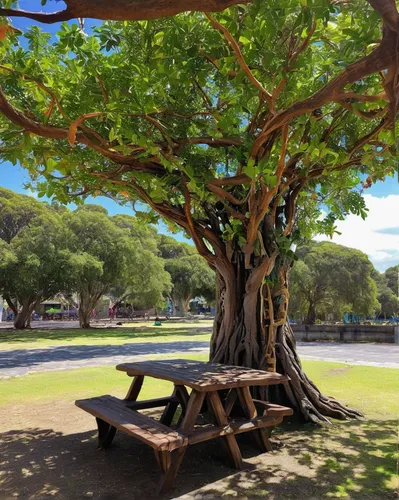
0,0,249,23
204,12,273,107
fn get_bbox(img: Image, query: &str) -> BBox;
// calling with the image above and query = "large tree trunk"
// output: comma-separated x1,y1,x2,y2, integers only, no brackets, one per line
210,255,362,424
78,291,103,328
13,297,39,330
306,301,316,325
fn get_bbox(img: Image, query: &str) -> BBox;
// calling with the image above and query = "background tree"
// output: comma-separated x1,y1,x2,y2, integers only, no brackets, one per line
0,208,74,329
111,215,171,310
289,242,379,324
0,0,397,421
373,268,399,319
384,265,399,297
0,187,46,245
158,236,215,314
66,206,170,327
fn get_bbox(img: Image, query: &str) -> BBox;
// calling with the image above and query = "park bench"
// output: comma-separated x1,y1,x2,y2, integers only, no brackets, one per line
76,359,293,494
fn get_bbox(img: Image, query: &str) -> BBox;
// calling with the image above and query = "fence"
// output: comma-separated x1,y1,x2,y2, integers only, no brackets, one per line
292,324,399,343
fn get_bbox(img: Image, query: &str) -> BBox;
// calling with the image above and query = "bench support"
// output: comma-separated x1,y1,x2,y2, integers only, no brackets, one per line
155,448,187,495
237,387,273,453
96,417,117,449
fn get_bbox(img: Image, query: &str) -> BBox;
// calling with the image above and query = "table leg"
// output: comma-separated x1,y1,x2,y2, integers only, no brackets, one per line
178,390,205,433
125,375,144,401
207,391,243,469
157,389,203,495
237,386,273,452
155,448,186,495
160,387,180,426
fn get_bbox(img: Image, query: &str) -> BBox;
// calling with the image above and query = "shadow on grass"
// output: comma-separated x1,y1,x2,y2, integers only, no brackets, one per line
0,326,212,344
1,419,397,499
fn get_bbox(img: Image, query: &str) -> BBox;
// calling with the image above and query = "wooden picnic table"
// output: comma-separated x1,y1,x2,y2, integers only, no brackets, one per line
76,359,292,494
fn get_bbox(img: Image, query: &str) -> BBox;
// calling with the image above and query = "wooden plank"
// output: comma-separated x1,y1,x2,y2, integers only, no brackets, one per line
76,395,187,451
160,388,180,427
224,389,238,417
207,391,243,469
117,359,289,392
125,375,144,401
178,390,205,434
252,400,294,417
237,387,272,453
187,415,283,445
126,396,177,411
157,447,186,495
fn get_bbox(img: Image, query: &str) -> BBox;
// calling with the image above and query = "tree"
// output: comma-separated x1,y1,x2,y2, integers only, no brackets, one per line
376,282,399,318
289,242,379,324
66,207,170,327
384,265,399,297
158,236,215,314
0,0,396,421
0,187,47,244
373,268,399,319
111,215,171,310
0,209,74,329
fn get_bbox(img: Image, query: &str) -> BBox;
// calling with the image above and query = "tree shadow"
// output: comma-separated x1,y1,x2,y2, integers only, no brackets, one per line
0,342,210,377
191,418,398,499
1,419,396,499
0,427,249,499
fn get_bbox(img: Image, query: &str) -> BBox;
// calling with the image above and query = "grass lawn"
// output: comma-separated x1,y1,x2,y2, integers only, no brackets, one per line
0,358,397,499
0,321,213,350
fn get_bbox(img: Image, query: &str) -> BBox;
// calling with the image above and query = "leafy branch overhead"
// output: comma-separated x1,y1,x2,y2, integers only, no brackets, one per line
0,0,397,270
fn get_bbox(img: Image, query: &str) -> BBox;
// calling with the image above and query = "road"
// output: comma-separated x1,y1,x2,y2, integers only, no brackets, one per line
0,340,398,378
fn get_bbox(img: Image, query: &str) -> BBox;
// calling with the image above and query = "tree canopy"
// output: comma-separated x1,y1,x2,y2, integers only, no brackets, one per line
0,192,75,328
0,0,395,257
289,241,380,323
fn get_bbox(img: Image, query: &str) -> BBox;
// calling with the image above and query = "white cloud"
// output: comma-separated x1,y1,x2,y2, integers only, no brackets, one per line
315,194,399,272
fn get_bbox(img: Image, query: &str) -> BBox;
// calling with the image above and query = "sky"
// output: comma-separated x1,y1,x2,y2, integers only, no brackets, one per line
1,1,399,271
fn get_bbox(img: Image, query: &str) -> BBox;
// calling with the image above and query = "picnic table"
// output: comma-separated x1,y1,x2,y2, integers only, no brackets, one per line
76,359,293,494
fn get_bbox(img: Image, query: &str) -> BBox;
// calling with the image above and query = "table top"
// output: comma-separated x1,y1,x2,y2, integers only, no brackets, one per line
116,359,288,392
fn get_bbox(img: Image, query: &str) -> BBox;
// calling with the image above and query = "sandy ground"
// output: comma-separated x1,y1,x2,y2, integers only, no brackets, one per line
0,401,396,500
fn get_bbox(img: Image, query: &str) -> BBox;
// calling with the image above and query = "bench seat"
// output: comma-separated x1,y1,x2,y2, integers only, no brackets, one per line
75,395,188,451
252,400,294,417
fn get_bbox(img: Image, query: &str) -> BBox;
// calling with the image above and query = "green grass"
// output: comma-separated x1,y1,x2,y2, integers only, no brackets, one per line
0,358,397,417
0,352,208,406
0,322,213,350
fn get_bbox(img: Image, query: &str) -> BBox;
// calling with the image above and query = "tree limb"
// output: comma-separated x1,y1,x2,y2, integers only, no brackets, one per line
204,12,273,107
0,0,249,23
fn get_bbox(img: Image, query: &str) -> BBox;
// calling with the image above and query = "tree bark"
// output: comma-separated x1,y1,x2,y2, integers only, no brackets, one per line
306,301,316,325
78,291,104,328
0,0,247,24
210,255,362,423
13,297,39,329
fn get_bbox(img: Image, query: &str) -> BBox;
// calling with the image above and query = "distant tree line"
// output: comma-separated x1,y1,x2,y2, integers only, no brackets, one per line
1,188,396,329
289,242,399,324
0,188,215,329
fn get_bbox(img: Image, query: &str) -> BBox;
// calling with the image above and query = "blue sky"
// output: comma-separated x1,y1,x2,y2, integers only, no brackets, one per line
1,2,399,269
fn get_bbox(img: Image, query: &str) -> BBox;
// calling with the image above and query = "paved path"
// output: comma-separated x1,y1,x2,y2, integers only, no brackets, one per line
0,341,398,378
0,341,209,378
296,341,399,369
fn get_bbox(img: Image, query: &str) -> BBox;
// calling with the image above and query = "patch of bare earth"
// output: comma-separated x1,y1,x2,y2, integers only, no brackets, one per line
0,402,396,500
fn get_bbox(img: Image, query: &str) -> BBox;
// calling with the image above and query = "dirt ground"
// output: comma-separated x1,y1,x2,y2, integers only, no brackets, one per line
1,401,397,500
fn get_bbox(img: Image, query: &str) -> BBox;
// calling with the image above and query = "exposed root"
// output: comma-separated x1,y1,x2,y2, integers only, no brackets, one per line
275,322,363,424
